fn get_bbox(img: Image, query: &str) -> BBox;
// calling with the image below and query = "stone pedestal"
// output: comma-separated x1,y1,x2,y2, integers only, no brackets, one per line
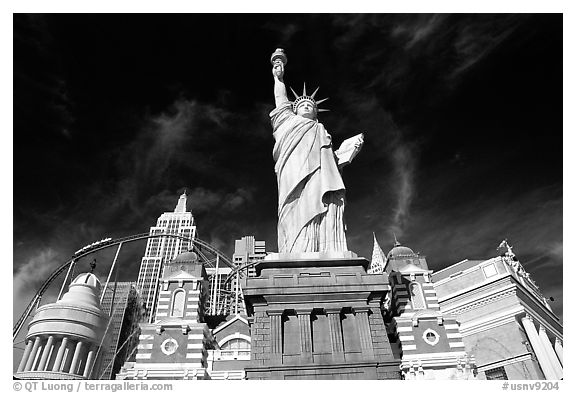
243,253,400,380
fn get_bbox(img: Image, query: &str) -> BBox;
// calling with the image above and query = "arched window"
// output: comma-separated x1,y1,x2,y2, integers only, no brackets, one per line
409,282,425,309
221,338,251,351
219,338,251,360
171,290,186,317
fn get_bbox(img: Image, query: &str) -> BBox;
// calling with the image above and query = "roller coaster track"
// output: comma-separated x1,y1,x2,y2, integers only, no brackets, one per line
13,233,234,340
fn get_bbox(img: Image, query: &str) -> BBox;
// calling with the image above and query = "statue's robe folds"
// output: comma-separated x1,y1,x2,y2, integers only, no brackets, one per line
271,102,348,253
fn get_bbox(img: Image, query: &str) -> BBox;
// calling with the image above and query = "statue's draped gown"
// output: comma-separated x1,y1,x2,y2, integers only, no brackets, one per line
271,102,348,253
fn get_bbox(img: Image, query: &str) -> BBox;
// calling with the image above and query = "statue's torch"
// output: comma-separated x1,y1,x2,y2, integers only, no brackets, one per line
271,48,287,67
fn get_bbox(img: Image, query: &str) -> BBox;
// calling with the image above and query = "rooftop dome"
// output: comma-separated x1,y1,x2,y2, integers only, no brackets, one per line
71,272,102,289
27,272,108,343
57,272,102,309
172,250,199,263
387,243,417,260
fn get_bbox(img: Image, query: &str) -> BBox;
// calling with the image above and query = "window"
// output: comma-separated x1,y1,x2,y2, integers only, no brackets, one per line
485,366,508,380
218,338,251,360
221,338,251,351
483,263,498,278
161,338,178,355
409,282,426,309
171,290,186,317
422,328,440,346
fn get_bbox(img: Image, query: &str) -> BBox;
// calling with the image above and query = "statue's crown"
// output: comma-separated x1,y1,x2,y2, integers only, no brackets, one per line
291,83,329,113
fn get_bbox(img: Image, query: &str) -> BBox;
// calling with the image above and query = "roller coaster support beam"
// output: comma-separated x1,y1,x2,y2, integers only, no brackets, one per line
101,242,123,303
58,259,76,301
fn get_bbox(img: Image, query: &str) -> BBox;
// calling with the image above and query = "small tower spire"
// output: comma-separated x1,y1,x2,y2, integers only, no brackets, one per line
369,232,388,274
393,232,401,247
174,190,188,213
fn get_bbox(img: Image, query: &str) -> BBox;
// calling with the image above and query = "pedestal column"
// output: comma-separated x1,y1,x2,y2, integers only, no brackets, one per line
61,339,75,373
539,326,562,379
24,336,41,371
17,339,34,372
355,307,374,358
52,337,69,372
554,338,563,366
69,341,84,375
268,311,283,363
521,315,556,380
83,345,96,378
296,309,313,362
326,308,344,362
37,335,54,371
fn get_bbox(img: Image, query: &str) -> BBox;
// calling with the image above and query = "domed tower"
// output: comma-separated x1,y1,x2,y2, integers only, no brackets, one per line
385,239,476,380
117,249,216,380
386,238,429,273
15,273,110,379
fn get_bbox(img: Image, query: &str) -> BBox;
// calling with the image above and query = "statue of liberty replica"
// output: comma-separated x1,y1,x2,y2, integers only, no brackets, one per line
242,49,399,380
270,48,364,254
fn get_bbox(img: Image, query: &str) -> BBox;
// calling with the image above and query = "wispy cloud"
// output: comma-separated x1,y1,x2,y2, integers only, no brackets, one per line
391,14,447,49
13,248,62,322
450,15,526,78
388,140,416,239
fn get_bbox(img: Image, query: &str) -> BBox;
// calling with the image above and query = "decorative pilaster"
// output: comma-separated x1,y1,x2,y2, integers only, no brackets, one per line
296,310,313,361
554,338,563,366
326,309,344,361
17,340,34,372
355,308,374,357
52,337,68,372
37,335,54,371
24,336,41,371
268,311,283,362
521,315,556,380
539,326,562,379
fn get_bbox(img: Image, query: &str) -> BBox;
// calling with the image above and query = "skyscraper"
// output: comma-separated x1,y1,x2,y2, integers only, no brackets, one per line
136,192,197,322
99,282,142,380
232,236,266,278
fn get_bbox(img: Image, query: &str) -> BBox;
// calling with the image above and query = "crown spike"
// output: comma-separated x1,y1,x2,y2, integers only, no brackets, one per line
289,86,300,100
311,86,320,99
302,82,307,96
317,108,330,112
315,97,329,105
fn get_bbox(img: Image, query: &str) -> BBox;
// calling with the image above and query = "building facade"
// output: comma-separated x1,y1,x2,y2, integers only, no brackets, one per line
117,251,216,380
380,239,477,379
15,231,562,381
136,192,197,322
432,241,563,380
207,314,251,380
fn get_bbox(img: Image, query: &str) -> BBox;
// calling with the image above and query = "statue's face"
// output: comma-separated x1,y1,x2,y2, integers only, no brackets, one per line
296,100,317,120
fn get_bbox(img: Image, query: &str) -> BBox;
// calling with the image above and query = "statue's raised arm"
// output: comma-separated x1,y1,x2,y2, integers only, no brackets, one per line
271,48,289,108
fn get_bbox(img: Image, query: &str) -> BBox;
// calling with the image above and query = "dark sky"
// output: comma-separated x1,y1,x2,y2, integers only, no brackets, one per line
13,14,562,329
